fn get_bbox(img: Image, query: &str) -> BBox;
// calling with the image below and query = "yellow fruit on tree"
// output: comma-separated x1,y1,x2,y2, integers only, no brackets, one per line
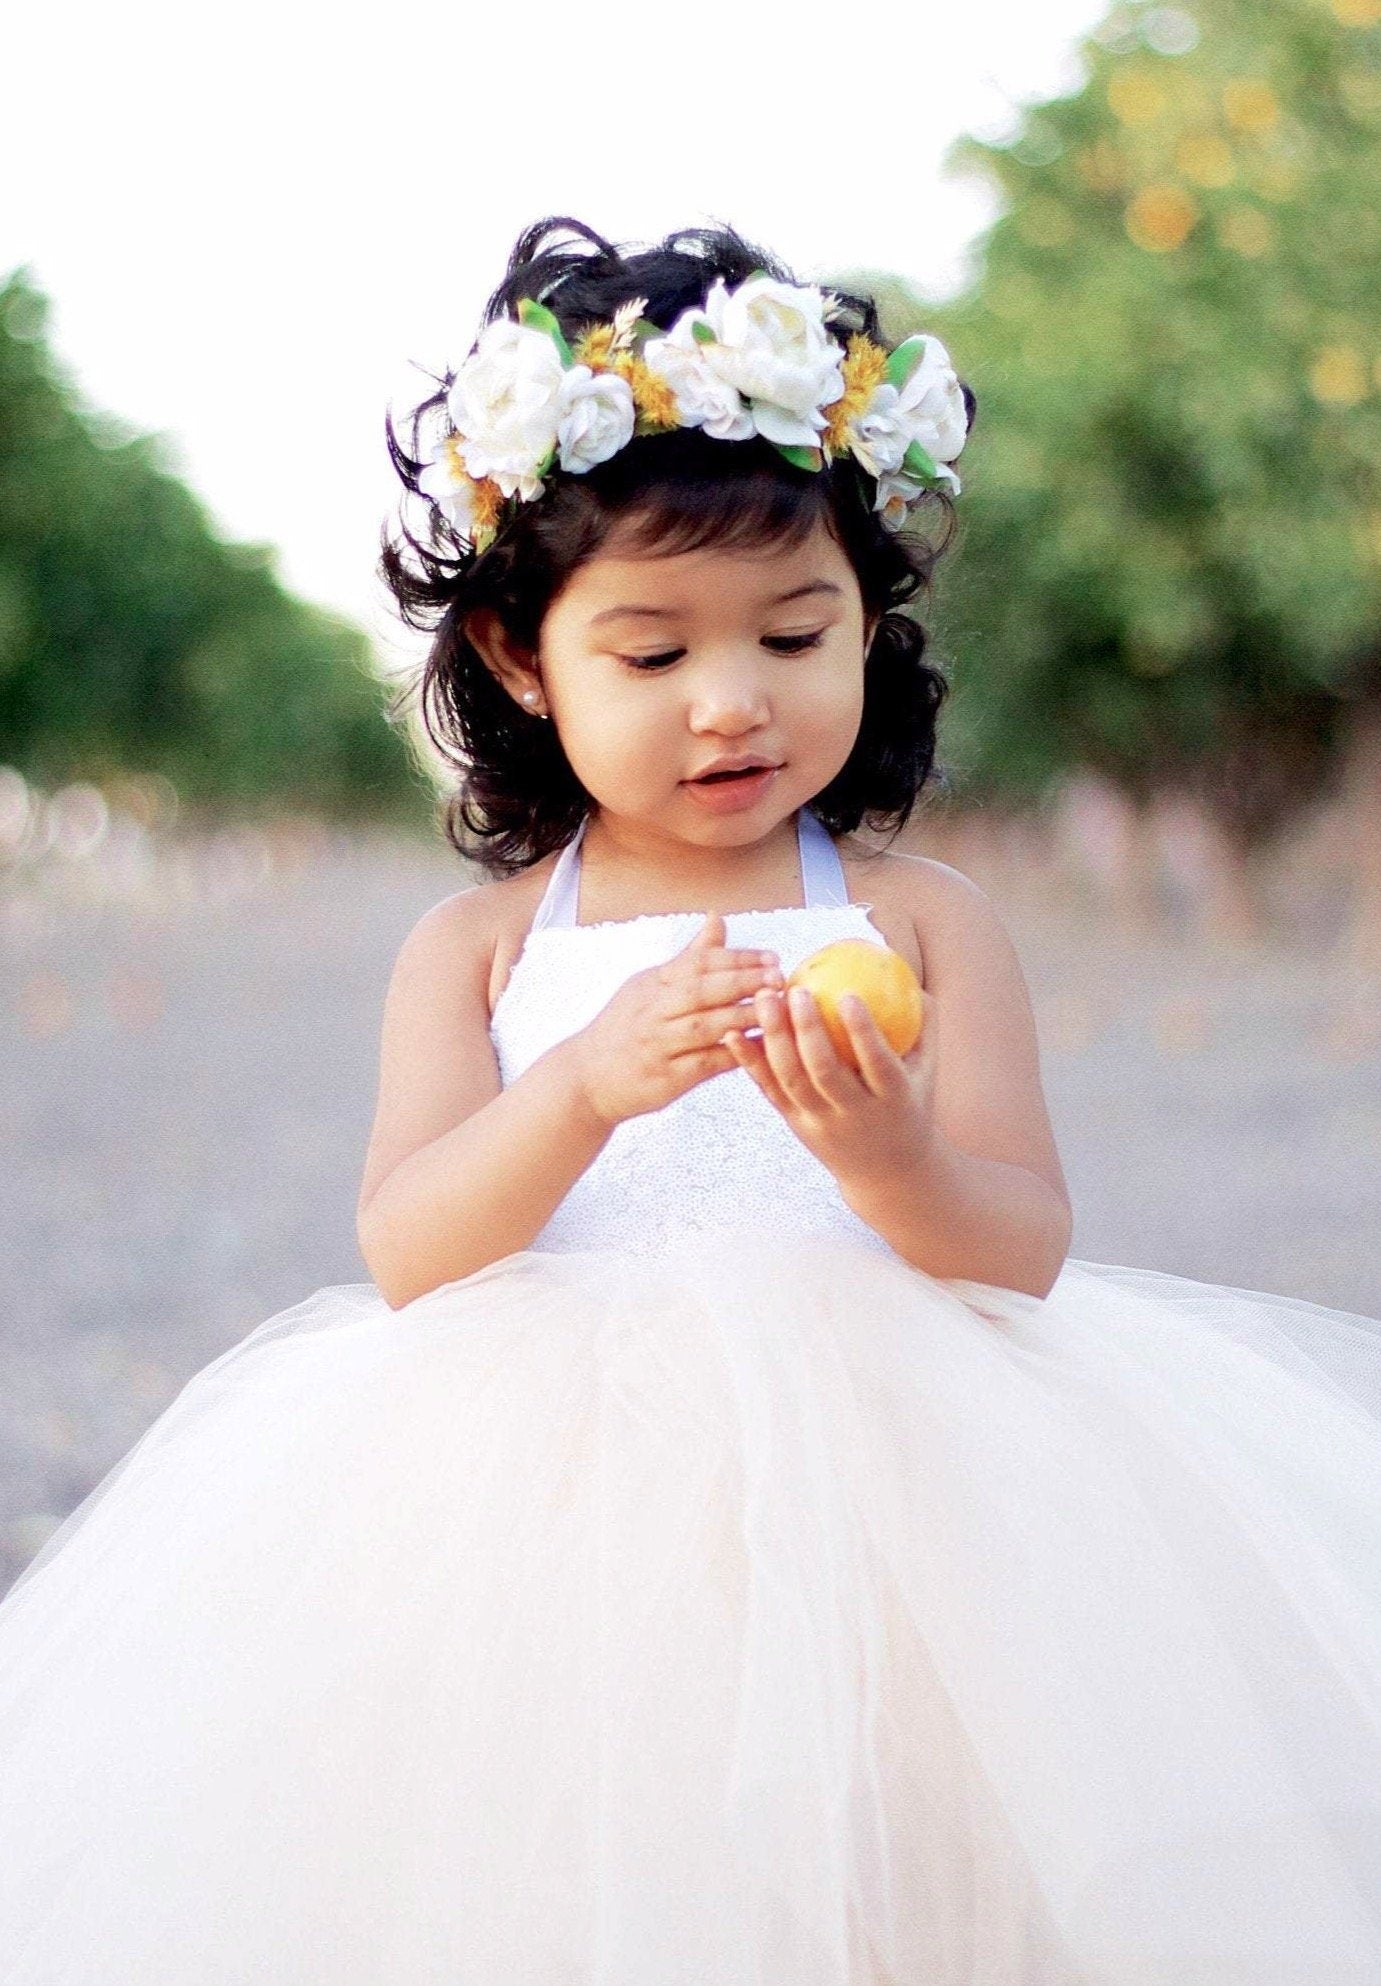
787,939,924,1069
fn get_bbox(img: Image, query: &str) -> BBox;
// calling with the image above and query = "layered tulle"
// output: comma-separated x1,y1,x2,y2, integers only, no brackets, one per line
1,1232,1380,1984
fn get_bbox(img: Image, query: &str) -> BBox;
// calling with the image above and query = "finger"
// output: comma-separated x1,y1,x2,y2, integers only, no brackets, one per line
671,1043,739,1087
890,996,935,1098
662,963,784,1015
752,987,816,1110
839,993,907,1098
667,997,766,1056
785,985,866,1107
657,947,782,990
723,1027,791,1115
684,912,726,955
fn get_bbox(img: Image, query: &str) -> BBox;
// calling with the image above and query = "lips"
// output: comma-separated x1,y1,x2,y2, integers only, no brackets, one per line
686,759,782,783
682,762,783,812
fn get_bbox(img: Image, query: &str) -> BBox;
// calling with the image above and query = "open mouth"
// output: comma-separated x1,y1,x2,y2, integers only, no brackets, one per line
690,765,779,784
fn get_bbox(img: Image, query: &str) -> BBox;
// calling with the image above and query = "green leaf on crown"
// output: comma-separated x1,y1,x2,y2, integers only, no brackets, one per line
534,445,557,479
772,442,824,472
631,317,664,345
517,298,574,367
901,438,939,482
690,320,717,346
885,335,929,390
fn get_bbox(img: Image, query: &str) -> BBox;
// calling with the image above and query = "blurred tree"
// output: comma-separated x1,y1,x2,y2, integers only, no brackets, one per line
0,271,427,824
835,0,1381,921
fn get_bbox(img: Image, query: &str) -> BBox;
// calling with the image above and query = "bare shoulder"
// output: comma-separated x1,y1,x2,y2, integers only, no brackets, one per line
395,851,560,1018
836,838,1012,993
357,858,559,1222
386,878,495,1005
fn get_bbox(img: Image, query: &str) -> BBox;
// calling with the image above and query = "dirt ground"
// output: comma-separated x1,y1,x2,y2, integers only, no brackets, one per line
2,820,1379,1591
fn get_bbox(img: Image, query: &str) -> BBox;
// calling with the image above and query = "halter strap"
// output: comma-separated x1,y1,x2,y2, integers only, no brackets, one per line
528,806,848,932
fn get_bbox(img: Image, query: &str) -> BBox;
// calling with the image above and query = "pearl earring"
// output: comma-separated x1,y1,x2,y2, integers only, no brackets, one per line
521,688,546,717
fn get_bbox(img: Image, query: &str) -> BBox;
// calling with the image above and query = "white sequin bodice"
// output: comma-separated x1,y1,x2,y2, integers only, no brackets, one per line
488,808,899,1259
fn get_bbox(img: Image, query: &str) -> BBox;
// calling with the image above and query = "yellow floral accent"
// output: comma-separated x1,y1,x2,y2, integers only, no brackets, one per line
572,301,648,373
611,353,682,432
471,476,505,538
572,323,617,370
821,334,889,455
609,297,647,350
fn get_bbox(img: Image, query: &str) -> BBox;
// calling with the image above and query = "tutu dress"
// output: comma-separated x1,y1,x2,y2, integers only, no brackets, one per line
3,804,1381,1986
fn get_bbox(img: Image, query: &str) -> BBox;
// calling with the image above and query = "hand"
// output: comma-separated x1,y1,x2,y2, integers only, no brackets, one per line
567,914,784,1129
724,979,940,1197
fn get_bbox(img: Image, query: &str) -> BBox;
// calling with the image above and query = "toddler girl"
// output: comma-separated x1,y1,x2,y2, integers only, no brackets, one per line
1,214,1379,1984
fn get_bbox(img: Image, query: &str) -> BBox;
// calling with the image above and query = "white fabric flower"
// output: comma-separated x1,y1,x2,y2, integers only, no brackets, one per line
641,320,755,440
874,458,961,531
892,335,968,471
698,275,846,448
844,388,913,479
554,365,637,473
853,336,967,505
418,435,482,537
873,471,925,531
446,318,566,501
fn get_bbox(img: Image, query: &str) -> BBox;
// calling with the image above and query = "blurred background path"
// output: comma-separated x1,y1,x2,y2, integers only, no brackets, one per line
3,803,1378,1592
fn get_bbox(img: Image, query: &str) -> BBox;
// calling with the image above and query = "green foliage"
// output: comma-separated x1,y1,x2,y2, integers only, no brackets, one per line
773,443,825,472
0,271,426,823
836,0,1381,843
517,297,574,365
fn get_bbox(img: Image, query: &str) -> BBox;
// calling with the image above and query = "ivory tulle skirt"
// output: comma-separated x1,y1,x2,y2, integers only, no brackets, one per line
1,1231,1380,1984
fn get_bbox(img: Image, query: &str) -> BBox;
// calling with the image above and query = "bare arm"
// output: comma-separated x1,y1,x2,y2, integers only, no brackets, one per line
356,893,611,1309
356,891,781,1310
843,1139,1072,1299
846,862,1073,1298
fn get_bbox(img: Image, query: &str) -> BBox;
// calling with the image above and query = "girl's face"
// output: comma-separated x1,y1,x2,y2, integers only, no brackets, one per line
479,515,877,848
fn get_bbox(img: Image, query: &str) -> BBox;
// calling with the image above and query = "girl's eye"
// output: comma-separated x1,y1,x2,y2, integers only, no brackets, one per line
762,631,826,654
617,631,826,671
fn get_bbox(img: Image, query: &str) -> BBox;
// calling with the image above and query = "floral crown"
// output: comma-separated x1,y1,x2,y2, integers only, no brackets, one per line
415,270,968,555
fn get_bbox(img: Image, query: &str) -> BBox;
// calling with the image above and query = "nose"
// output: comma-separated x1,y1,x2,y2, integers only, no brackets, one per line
686,652,772,736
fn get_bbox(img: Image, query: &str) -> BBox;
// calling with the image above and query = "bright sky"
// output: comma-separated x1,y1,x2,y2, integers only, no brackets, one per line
4,0,1109,668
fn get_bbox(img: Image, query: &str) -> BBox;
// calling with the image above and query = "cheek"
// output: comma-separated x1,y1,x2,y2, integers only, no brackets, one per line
783,654,866,777
552,670,668,778
796,643,866,731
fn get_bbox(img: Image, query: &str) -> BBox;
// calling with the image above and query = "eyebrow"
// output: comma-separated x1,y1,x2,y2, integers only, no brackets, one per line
588,580,844,627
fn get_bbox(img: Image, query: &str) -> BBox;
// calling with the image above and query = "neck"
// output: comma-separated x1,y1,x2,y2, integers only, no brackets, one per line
579,807,807,920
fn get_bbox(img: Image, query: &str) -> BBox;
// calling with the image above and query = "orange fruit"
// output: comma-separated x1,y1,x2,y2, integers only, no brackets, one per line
787,939,924,1068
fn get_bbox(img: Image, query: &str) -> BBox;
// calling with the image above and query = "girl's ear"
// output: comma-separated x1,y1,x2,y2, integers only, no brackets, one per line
465,607,547,717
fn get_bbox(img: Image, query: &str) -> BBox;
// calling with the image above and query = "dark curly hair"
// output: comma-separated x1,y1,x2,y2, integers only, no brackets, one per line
380,215,977,876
